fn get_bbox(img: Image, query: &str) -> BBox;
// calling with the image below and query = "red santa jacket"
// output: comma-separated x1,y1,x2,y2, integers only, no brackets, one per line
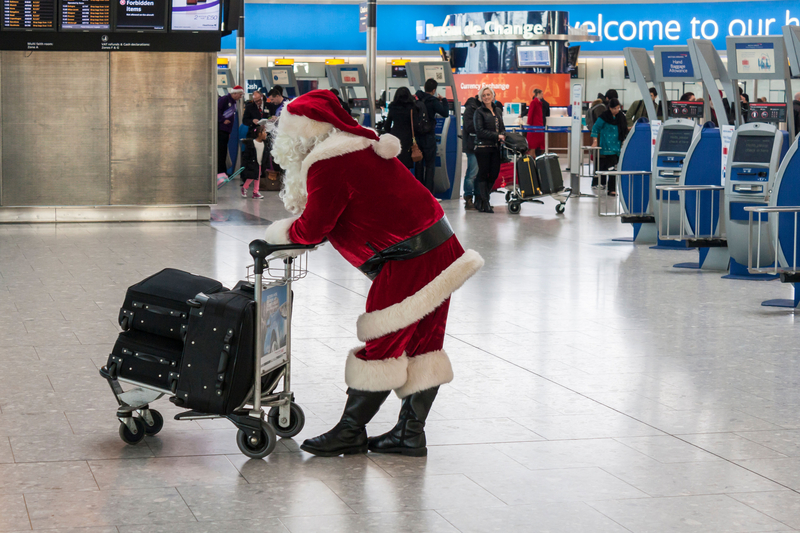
265,131,484,345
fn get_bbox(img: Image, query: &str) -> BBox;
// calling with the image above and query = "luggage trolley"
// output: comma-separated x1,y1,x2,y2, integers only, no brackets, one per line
501,132,570,215
99,240,316,459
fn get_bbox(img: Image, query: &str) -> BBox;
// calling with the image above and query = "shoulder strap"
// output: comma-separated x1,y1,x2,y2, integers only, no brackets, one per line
410,108,415,140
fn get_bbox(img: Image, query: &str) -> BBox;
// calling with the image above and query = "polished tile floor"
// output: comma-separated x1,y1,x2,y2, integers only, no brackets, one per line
1,179,800,532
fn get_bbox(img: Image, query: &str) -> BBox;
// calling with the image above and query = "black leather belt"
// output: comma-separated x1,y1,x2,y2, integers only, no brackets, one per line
358,216,454,280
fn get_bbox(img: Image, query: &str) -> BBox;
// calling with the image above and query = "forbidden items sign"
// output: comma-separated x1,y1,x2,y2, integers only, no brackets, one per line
340,67,360,85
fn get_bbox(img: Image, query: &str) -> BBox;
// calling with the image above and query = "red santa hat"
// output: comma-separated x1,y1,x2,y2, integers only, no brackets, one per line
279,89,400,159
229,85,244,94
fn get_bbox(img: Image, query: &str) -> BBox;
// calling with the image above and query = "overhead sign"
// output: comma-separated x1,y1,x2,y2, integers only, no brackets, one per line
171,0,220,31
115,0,167,31
359,2,367,32
735,42,776,74
220,2,800,53
661,51,694,78
3,0,56,30
418,12,553,43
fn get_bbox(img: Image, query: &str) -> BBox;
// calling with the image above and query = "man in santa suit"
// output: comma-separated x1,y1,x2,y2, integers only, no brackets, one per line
265,90,483,457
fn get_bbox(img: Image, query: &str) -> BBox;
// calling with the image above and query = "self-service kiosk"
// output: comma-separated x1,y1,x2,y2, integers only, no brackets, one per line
617,48,659,243
259,66,299,99
325,64,372,126
217,67,234,97
724,124,789,276
650,46,703,249
722,34,794,279
405,61,462,201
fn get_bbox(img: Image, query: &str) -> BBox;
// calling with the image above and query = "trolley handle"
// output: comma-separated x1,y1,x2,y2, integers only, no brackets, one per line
249,239,318,275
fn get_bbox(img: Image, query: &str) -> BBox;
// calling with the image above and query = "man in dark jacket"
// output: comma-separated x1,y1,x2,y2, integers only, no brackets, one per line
217,85,244,181
461,94,480,209
414,78,449,193
242,89,266,136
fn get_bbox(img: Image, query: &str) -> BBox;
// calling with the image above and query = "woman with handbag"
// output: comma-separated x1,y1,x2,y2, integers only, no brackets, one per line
240,123,269,199
384,87,421,169
473,86,506,213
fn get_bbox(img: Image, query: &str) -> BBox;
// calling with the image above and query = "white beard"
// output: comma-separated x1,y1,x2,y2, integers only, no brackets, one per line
271,128,335,215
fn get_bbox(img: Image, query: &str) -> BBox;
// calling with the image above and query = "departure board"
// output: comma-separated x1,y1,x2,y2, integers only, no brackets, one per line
60,0,111,30
3,0,56,30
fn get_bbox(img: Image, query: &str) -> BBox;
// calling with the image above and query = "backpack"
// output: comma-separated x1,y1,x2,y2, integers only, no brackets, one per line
414,100,434,135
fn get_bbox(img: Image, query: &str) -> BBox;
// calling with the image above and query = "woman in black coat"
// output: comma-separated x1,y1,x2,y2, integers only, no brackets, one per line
384,87,419,169
240,123,269,199
473,85,506,213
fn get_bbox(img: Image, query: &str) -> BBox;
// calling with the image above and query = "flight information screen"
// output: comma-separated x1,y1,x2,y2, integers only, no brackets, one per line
733,136,774,164
60,0,111,30
3,0,56,29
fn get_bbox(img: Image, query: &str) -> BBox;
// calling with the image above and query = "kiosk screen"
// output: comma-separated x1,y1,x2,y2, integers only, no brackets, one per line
115,0,167,30
517,46,551,68
3,0,56,29
60,0,111,30
171,0,220,31
391,65,407,78
733,136,773,163
660,129,694,153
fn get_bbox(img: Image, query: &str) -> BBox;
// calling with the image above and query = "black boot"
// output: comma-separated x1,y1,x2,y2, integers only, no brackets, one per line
300,388,389,457
368,387,438,457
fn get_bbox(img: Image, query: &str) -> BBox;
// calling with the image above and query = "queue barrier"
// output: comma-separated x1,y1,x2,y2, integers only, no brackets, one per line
596,170,651,219
654,185,726,243
745,206,800,275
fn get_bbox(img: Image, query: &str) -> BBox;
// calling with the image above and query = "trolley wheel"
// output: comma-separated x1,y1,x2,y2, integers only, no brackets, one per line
143,410,164,435
236,420,277,459
507,201,522,214
268,403,306,438
120,316,130,331
119,417,146,445
556,203,566,214
505,190,512,203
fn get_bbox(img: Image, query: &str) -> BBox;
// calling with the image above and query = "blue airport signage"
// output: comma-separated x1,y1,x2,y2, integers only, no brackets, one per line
661,51,694,78
222,2,800,52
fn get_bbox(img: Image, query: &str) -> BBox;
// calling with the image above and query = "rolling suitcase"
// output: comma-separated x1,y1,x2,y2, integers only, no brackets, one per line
516,155,542,199
119,268,224,341
106,330,184,393
535,153,564,195
173,285,256,415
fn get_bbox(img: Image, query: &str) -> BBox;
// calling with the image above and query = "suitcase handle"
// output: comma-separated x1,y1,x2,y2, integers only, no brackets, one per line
133,352,169,365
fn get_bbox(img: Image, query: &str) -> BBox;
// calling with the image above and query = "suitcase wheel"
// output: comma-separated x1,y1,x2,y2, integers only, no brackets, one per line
236,420,277,459
120,316,130,331
556,203,566,215
119,417,147,445
143,410,164,436
268,403,306,439
507,201,522,215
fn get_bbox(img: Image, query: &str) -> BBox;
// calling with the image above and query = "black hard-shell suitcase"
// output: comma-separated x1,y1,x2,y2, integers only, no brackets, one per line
516,155,542,199
107,330,184,393
535,153,564,194
119,268,224,341
173,286,256,415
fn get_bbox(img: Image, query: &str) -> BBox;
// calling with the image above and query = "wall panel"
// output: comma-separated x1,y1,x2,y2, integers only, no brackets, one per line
1,52,110,206
109,53,215,205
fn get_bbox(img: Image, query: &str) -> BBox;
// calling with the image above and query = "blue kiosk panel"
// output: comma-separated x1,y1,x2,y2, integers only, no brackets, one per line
619,121,653,243
684,125,723,237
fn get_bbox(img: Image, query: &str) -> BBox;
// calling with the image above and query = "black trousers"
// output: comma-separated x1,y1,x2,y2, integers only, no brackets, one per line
593,154,619,192
414,135,437,193
474,147,501,210
218,130,230,174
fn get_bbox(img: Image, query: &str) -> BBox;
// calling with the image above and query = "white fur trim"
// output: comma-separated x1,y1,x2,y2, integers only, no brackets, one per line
279,109,334,140
356,249,485,342
345,346,409,391
264,216,300,245
373,134,402,159
298,131,374,183
395,350,453,398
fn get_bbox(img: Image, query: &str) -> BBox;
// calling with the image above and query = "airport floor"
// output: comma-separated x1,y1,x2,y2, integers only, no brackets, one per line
2,179,800,533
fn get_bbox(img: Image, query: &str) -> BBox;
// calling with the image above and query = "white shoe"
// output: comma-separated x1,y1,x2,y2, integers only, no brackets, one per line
241,187,247,198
